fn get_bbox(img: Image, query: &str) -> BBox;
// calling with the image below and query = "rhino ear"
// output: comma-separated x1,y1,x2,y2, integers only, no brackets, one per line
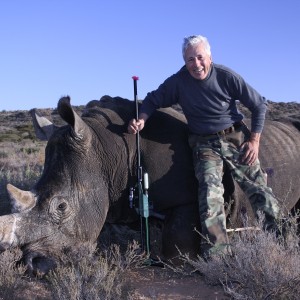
29,109,58,141
57,96,90,140
7,184,37,213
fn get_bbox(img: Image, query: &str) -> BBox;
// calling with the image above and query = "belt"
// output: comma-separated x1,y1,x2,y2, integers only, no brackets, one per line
196,121,244,138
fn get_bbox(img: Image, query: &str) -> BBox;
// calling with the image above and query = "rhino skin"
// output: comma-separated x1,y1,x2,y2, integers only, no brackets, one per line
1,95,300,275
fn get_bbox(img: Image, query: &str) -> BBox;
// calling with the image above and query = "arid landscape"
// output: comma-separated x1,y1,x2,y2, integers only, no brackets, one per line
0,99,299,299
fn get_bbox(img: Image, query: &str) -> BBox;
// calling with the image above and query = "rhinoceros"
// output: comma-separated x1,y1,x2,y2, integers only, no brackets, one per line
0,96,299,275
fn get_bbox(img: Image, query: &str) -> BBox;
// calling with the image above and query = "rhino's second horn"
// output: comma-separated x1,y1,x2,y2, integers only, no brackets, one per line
7,184,37,213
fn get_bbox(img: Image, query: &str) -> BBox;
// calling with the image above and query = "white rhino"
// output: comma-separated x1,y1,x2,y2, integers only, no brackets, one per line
0,96,299,274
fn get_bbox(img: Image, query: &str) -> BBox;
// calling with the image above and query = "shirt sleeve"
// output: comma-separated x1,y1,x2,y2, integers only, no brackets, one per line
232,75,267,133
139,75,179,117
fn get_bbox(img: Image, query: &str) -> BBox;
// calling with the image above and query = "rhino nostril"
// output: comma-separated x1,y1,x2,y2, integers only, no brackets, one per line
24,252,57,276
0,242,11,252
24,255,34,274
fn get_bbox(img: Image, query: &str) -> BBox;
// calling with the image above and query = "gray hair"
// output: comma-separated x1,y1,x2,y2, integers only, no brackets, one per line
182,35,211,60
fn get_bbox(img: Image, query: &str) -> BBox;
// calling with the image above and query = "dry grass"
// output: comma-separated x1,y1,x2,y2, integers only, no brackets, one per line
46,241,147,300
0,140,44,216
0,141,44,186
0,248,28,299
0,241,148,300
178,213,300,299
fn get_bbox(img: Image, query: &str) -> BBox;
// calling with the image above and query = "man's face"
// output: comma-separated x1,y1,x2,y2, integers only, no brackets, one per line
184,43,212,80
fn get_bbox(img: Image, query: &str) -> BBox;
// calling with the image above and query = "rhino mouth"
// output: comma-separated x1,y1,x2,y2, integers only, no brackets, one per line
23,251,57,276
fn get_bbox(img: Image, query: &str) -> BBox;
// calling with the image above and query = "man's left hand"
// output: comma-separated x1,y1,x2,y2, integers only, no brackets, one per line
240,139,260,165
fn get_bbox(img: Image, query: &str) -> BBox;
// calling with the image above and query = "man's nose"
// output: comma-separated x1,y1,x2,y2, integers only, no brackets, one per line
194,58,202,66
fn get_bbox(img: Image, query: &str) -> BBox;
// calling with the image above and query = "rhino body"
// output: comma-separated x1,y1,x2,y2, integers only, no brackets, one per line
0,96,299,274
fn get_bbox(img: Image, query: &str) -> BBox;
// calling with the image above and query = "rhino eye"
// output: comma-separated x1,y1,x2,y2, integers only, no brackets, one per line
58,202,67,211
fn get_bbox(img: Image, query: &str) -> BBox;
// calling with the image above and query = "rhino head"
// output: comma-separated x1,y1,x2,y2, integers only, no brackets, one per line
0,97,110,275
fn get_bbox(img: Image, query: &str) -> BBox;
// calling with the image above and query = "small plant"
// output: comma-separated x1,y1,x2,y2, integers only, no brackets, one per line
180,213,300,299
0,248,28,299
0,152,8,159
46,241,146,300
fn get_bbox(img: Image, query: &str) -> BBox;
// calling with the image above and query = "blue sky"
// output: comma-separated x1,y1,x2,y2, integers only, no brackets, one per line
1,0,299,111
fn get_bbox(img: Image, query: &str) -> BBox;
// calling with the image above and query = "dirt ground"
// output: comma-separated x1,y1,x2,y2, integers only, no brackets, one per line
127,267,229,300
14,267,228,300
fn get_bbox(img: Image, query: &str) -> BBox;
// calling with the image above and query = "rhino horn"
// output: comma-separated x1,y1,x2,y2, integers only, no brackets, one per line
0,214,17,250
29,109,58,141
58,96,91,141
7,184,37,213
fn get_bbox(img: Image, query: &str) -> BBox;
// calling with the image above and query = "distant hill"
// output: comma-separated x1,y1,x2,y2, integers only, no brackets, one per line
0,100,299,143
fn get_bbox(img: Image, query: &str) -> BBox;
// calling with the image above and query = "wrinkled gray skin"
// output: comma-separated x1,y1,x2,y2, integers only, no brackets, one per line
0,96,300,275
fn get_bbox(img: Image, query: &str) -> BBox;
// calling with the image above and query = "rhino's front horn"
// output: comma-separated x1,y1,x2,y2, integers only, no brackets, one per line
0,214,17,250
7,184,37,213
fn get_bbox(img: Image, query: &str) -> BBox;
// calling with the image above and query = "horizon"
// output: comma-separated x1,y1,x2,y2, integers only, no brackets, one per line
1,97,299,113
1,0,299,111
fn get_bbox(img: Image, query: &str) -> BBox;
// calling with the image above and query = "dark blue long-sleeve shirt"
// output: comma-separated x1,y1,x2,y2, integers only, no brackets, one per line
140,64,267,135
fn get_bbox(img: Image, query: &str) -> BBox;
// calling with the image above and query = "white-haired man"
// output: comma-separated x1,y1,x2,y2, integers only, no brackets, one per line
128,35,279,256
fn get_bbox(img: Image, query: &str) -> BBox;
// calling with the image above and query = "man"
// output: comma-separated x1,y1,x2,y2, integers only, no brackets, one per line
128,35,279,256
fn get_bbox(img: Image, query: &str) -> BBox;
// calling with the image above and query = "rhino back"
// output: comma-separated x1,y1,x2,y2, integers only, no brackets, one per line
83,97,197,215
140,108,197,211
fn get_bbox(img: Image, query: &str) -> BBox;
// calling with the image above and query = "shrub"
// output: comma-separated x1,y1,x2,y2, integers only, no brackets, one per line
0,248,28,299
181,213,300,299
0,152,8,159
46,241,146,300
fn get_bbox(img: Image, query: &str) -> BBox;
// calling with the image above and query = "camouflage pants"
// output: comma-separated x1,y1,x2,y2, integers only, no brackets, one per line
188,123,280,256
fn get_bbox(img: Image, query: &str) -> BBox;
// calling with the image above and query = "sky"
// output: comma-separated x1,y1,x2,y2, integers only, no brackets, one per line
0,0,299,111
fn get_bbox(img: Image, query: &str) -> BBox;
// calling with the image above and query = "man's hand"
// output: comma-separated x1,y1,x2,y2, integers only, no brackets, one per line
127,113,149,134
240,132,261,165
127,118,145,134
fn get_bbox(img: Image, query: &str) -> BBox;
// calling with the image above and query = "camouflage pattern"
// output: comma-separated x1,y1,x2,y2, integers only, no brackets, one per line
188,123,280,256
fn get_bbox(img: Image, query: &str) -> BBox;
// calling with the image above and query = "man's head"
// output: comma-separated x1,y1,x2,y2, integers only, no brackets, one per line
182,35,212,80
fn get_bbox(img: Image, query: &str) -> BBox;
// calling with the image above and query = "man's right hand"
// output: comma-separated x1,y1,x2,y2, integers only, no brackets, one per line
127,113,149,134
127,118,145,134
